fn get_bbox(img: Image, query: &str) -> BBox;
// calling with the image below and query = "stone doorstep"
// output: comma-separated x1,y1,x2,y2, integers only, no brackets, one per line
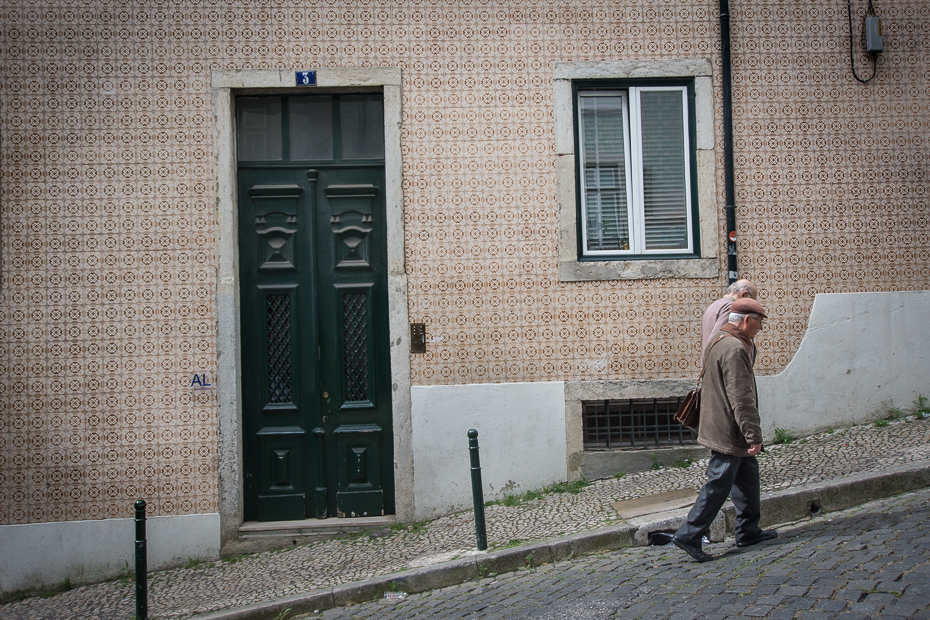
237,515,397,537
222,516,399,556
195,460,930,620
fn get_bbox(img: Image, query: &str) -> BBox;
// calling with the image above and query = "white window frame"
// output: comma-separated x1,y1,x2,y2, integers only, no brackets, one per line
578,90,634,256
578,86,694,258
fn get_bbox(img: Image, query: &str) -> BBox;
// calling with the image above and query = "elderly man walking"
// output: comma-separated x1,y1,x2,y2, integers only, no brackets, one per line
700,279,757,361
673,297,777,562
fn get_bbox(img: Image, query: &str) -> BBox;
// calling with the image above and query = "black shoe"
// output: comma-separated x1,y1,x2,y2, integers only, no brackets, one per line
672,536,714,563
736,529,778,548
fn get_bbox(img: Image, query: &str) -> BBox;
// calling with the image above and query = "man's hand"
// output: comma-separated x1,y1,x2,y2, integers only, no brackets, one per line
748,443,762,456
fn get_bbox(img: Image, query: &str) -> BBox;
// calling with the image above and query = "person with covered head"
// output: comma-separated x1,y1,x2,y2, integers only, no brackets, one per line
700,279,757,362
673,297,778,562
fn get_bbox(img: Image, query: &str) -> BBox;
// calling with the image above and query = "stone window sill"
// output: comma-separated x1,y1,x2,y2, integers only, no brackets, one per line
559,258,719,282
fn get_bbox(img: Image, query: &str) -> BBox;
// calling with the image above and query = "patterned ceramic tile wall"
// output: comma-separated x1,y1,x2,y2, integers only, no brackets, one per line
0,0,220,524
0,0,928,525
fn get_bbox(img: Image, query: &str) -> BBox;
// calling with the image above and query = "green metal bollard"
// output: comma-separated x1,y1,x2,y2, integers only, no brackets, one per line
468,429,488,551
135,500,148,620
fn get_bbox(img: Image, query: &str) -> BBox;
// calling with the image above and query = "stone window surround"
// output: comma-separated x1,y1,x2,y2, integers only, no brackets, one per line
210,67,413,544
554,60,721,281
565,378,696,480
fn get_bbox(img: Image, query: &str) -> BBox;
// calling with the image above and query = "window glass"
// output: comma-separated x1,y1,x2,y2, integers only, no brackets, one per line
638,90,689,250
290,96,334,160
577,85,692,257
237,97,282,161
579,94,631,252
340,95,384,159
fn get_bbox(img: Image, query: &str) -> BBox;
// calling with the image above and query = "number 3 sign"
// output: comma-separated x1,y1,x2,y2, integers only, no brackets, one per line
295,71,317,86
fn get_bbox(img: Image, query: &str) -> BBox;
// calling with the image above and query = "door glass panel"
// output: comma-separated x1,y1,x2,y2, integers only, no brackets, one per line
238,97,283,161
340,95,384,159
266,293,293,404
290,96,334,160
342,292,370,402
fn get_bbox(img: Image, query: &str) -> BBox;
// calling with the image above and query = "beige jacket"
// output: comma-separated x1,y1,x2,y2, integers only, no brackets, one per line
697,333,763,456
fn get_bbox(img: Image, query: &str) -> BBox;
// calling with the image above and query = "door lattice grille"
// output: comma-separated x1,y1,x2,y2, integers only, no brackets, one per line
266,294,293,403
343,292,370,402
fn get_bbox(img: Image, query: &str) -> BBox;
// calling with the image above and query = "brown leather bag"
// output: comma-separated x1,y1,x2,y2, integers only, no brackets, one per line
675,334,729,430
674,387,701,429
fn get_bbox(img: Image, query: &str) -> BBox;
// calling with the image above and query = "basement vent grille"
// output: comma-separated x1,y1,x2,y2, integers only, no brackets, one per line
582,398,697,450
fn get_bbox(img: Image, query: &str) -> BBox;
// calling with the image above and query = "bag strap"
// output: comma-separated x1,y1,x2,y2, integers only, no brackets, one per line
697,333,731,386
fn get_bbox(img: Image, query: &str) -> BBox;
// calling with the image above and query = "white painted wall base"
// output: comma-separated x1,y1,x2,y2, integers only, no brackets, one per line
0,513,220,597
411,382,567,520
758,291,930,437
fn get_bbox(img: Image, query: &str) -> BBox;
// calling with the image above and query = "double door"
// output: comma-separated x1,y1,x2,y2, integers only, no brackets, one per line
237,93,393,521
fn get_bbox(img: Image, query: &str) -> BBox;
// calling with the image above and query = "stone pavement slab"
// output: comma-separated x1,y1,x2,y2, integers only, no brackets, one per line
610,489,698,519
2,417,930,620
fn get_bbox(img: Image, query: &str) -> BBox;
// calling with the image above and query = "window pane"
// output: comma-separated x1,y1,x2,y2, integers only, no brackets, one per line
290,96,333,160
639,90,689,250
579,95,630,252
237,97,282,161
341,95,384,159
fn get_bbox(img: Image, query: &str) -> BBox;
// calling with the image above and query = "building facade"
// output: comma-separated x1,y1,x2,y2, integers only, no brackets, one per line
1,0,928,594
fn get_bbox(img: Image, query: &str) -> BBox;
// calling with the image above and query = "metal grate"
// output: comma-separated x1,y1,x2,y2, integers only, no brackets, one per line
266,294,293,403
582,398,696,449
343,292,370,402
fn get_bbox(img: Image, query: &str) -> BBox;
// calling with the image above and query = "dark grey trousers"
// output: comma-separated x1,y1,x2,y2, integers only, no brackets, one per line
675,451,762,546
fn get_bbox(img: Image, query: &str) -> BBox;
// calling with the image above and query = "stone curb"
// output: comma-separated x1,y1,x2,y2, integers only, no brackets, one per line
192,460,930,620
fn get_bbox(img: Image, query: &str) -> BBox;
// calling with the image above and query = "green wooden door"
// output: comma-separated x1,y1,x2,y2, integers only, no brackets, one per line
237,94,394,521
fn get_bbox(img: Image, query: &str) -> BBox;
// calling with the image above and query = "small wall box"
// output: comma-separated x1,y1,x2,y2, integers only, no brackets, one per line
410,323,426,353
865,16,883,54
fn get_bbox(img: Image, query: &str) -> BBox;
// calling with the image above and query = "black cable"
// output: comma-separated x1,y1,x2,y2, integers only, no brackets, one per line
847,0,878,83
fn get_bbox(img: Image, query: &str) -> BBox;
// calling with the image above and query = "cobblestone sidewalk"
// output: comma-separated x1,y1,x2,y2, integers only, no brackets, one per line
3,417,930,620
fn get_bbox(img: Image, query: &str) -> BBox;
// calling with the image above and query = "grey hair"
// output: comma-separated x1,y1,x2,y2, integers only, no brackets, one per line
729,312,763,325
728,280,755,296
728,312,747,324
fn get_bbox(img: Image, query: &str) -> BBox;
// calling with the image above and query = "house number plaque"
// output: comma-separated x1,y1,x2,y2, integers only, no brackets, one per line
295,71,317,86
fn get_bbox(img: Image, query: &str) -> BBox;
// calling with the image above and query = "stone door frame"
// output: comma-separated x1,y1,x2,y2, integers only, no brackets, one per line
211,67,412,544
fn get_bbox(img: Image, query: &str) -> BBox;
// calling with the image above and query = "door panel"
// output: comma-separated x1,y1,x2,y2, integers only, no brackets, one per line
334,424,383,518
238,93,393,522
256,426,305,521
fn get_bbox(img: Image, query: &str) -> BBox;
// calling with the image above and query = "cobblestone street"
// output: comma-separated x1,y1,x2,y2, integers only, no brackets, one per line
312,487,930,620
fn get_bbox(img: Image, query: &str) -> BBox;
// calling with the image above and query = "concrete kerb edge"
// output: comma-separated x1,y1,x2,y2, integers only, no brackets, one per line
480,542,554,574
547,524,637,563
194,461,930,620
192,589,336,620
753,459,930,529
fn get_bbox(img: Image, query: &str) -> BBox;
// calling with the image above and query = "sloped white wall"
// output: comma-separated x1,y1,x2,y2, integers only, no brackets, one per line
411,382,567,520
758,291,930,437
